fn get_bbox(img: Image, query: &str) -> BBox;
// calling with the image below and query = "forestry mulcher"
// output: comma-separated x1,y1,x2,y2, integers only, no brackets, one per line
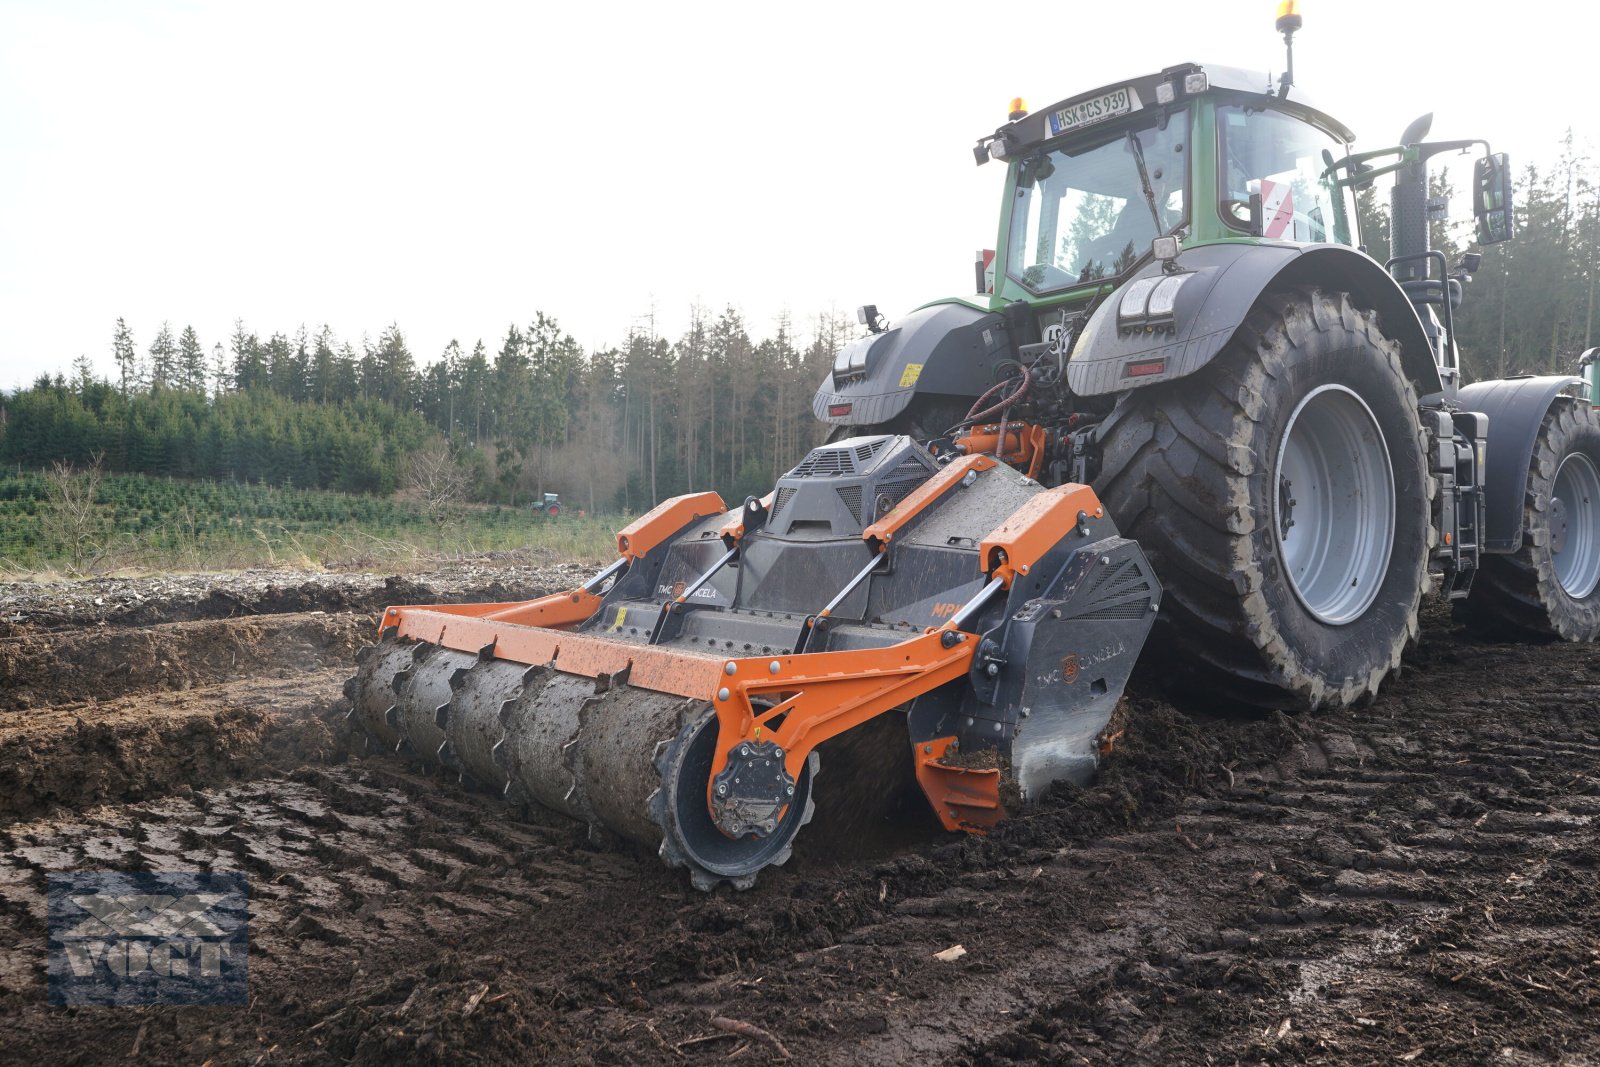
352,4,1600,889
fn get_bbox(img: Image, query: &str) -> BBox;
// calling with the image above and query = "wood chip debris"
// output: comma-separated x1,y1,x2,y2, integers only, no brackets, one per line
934,944,968,962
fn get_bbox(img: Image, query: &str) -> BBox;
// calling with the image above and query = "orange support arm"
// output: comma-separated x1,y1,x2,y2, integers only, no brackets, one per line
618,491,727,559
980,482,1104,586
863,454,997,546
709,625,978,788
379,490,728,637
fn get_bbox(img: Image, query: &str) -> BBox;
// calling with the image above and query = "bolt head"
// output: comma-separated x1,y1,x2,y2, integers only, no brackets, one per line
1101,555,1111,565
962,470,978,487
785,785,795,796
738,745,751,757
774,747,783,758
985,662,999,677
769,660,781,674
716,782,728,796
717,687,730,701
724,661,737,675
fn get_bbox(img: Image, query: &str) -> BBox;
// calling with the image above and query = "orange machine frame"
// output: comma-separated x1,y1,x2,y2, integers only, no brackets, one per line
379,479,1110,834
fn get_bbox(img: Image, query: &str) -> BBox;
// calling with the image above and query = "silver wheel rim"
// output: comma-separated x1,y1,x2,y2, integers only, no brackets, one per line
1273,384,1396,625
1551,450,1600,599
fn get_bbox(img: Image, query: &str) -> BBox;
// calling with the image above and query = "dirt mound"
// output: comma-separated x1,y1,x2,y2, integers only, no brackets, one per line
0,613,367,710
0,670,346,820
0,563,587,635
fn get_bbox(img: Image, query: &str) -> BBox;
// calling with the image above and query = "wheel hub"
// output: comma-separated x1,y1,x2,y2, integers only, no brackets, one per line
710,739,795,838
1550,450,1600,599
1272,384,1397,625
1549,496,1570,555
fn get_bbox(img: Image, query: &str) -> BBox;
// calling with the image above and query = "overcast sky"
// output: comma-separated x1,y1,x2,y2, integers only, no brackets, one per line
1,0,1594,389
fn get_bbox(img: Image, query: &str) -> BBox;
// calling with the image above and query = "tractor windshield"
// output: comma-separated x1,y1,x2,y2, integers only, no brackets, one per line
1217,104,1354,244
1007,109,1187,292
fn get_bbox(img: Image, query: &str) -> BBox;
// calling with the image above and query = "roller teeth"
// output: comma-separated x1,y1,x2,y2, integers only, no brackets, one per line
348,639,814,892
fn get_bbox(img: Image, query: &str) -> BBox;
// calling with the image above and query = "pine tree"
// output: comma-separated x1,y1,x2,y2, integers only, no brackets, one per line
177,326,206,392
148,322,177,393
112,318,137,396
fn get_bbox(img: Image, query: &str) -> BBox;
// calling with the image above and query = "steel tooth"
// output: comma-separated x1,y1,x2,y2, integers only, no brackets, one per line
350,638,418,749
499,670,590,820
491,737,508,769
354,645,374,665
448,666,472,691
343,676,358,701
393,647,476,772
385,705,400,729
446,658,530,790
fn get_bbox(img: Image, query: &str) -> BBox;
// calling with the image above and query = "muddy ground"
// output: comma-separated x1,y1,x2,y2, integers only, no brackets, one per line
0,566,1596,1065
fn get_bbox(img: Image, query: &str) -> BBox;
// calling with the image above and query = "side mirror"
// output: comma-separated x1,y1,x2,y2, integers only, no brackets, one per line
1474,152,1515,245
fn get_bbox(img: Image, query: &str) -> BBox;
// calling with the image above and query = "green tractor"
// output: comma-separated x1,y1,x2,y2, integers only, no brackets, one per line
817,5,1600,709
531,492,562,518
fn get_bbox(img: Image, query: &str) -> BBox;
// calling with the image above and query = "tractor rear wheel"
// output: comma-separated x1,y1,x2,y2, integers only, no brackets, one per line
1457,402,1600,640
1094,287,1432,709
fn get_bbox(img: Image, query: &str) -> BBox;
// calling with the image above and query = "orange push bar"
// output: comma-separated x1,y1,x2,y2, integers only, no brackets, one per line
981,482,1103,586
863,454,997,546
618,491,726,560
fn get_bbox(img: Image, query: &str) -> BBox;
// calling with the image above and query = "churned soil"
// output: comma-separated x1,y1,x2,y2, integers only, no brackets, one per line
0,570,1597,1066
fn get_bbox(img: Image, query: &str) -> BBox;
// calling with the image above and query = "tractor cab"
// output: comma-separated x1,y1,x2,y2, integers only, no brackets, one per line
977,63,1358,307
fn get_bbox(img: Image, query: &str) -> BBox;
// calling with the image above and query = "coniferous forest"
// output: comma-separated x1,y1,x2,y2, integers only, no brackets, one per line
2,144,1596,514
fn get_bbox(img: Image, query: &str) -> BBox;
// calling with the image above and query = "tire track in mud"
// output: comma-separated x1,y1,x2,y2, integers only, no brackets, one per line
0,585,1597,1065
949,635,1600,1066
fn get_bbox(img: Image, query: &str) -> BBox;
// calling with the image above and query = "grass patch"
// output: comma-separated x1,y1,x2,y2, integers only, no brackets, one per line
0,470,619,576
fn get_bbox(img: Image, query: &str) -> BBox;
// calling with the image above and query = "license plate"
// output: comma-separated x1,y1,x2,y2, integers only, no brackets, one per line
1048,86,1141,137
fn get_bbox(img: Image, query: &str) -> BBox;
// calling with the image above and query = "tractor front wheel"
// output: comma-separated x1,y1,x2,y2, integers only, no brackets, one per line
1094,287,1432,709
1458,402,1600,640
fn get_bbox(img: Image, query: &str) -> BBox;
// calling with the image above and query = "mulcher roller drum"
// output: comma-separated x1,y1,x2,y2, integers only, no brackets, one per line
349,435,1160,889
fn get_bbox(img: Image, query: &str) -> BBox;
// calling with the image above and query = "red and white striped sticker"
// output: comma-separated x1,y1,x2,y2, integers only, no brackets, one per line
1260,180,1295,239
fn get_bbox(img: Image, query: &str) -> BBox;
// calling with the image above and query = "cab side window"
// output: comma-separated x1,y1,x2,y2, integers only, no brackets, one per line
1218,105,1354,246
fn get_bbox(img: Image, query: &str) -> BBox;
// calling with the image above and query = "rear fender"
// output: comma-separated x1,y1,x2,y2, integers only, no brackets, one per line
811,301,1011,427
1066,243,1443,398
1457,375,1587,552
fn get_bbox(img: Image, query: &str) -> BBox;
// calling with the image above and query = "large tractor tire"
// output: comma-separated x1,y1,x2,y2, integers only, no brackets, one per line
1457,402,1600,640
1094,287,1432,710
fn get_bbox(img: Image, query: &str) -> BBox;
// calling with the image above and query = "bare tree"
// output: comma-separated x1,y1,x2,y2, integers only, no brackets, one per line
43,453,107,574
406,442,472,522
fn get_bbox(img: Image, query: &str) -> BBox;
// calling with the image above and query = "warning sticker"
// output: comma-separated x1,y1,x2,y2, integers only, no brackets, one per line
899,363,924,387
1260,179,1295,239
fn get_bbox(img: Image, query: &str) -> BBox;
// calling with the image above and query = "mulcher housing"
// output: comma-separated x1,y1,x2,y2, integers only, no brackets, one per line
355,436,1157,888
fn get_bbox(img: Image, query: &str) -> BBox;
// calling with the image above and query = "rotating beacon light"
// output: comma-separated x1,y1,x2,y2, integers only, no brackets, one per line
1276,0,1302,97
